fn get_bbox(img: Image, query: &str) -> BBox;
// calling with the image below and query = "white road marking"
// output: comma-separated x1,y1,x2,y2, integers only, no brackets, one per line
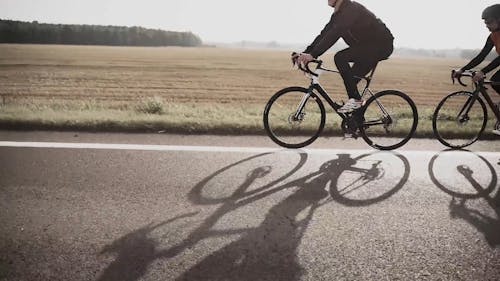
0,141,499,157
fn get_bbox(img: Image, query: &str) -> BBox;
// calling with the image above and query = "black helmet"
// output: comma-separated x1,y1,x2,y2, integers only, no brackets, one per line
482,4,500,20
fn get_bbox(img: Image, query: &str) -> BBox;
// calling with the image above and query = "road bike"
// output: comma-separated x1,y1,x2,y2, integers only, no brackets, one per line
263,58,418,150
432,70,500,149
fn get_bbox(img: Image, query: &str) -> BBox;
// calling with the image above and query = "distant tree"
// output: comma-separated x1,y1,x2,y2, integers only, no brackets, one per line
267,41,279,48
461,49,497,61
0,19,203,47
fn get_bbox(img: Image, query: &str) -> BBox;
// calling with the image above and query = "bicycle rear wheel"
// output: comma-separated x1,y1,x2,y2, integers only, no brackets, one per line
263,87,325,148
360,90,418,150
432,91,487,149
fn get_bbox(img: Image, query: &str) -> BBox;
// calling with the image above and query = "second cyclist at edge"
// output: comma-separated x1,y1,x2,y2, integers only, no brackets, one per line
294,0,394,113
453,4,500,135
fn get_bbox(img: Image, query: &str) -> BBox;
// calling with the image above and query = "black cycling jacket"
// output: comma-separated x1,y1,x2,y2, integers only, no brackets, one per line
304,0,394,58
461,35,500,74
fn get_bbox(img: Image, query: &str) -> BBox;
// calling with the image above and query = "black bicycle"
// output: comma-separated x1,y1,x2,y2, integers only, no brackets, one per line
432,70,500,149
263,58,418,150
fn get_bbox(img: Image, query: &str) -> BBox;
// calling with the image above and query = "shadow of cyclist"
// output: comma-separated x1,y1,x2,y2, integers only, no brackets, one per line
324,152,409,206
176,163,331,281
449,197,500,247
97,151,409,281
448,165,500,247
429,150,500,247
176,152,408,281
97,212,198,281
97,152,308,281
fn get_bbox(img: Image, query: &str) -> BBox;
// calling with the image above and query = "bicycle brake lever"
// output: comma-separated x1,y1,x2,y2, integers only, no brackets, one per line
291,52,299,67
451,70,467,87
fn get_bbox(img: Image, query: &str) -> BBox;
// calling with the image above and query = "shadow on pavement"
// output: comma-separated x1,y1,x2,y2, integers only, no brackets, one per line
429,149,500,247
97,212,198,281
98,150,410,281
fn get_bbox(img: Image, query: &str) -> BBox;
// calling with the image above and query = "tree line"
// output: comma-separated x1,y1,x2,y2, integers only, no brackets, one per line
0,19,202,47
460,49,497,61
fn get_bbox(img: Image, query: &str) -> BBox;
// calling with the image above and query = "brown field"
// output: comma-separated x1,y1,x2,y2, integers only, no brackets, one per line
0,44,498,135
0,44,484,105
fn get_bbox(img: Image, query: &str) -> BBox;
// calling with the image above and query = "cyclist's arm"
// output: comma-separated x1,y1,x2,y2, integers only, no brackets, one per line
461,36,494,71
303,15,333,54
480,55,500,74
304,14,341,58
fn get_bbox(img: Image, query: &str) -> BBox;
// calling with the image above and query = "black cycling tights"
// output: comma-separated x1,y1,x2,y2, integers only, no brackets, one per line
491,70,500,95
334,43,393,100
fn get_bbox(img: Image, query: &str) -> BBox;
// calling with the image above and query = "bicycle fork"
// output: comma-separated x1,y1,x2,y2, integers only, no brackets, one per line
292,91,313,121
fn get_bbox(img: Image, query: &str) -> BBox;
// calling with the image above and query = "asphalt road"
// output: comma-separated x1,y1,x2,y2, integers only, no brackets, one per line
0,131,499,281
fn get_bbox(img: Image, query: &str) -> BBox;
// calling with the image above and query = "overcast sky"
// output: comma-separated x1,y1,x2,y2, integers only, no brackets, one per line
0,0,498,49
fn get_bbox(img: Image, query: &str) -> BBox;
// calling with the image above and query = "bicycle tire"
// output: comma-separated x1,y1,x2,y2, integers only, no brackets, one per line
263,87,325,148
432,91,487,149
360,90,418,150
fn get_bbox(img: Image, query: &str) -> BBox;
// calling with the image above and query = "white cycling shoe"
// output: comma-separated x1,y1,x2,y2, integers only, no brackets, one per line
338,98,364,113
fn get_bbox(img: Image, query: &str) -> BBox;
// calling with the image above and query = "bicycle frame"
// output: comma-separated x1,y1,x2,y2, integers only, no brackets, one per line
264,57,418,150
293,61,385,126
454,72,500,123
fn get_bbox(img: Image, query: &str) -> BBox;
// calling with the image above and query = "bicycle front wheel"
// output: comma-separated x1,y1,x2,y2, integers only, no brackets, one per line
263,87,325,148
432,91,487,149
360,90,418,150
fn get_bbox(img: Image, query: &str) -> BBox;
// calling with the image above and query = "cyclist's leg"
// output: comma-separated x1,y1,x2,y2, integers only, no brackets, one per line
491,70,500,135
335,47,380,112
334,47,365,100
335,51,379,113
351,60,378,84
334,43,393,101
352,43,393,82
491,69,500,95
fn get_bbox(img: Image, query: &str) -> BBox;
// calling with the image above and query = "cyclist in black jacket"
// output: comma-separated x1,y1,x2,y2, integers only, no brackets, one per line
453,4,500,135
295,0,394,113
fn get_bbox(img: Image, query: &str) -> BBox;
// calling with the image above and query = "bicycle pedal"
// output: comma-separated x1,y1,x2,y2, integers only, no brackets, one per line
343,133,357,139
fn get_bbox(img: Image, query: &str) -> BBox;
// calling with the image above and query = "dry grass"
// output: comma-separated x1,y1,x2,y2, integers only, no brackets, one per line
0,44,498,136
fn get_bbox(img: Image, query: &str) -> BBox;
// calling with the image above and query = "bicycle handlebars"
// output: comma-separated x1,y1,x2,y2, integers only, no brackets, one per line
303,60,323,77
451,69,472,87
450,69,500,87
291,52,322,77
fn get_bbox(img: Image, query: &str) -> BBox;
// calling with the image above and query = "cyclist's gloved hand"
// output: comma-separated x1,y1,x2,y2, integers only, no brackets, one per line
291,52,299,66
473,70,485,83
452,69,463,79
297,53,314,67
